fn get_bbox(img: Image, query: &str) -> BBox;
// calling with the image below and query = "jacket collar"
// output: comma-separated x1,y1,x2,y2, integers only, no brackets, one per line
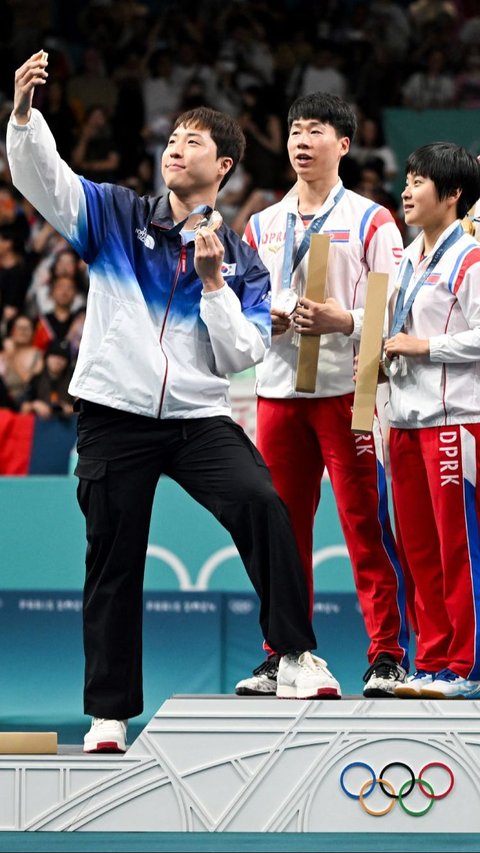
148,193,174,229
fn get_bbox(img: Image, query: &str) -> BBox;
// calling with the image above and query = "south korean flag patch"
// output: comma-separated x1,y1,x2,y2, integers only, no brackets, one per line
221,262,237,276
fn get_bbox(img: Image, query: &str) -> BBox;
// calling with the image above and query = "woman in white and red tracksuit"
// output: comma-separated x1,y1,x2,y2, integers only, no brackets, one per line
384,141,480,699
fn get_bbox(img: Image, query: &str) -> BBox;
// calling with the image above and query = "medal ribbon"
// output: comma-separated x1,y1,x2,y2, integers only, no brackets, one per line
166,204,213,238
390,223,464,336
281,185,345,290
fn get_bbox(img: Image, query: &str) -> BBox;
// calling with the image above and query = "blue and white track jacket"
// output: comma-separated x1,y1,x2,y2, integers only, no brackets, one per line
7,109,270,418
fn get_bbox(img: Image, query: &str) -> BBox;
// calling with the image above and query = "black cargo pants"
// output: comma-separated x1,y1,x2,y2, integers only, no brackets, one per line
74,401,316,719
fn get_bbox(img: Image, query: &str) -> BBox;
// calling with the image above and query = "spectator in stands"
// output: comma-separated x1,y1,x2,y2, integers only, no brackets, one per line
408,0,458,35
349,115,398,191
51,248,88,303
169,40,217,106
402,48,455,109
39,78,79,163
111,48,148,180
142,50,181,132
458,13,480,46
0,313,43,409
354,43,404,112
213,11,275,92
67,46,118,121
0,181,29,239
0,94,14,181
27,246,88,320
354,156,388,201
140,49,182,192
230,162,297,236
237,84,284,194
454,47,480,109
210,58,242,117
33,274,80,352
216,162,250,227
21,338,74,420
364,0,411,61
71,105,120,184
287,39,348,102
0,221,32,339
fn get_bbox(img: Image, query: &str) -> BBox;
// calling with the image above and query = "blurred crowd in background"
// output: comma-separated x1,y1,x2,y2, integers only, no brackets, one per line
0,0,479,423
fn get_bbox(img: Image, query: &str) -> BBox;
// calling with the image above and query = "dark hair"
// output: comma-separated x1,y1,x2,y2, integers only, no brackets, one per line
287,92,357,142
6,313,34,337
405,142,480,219
173,106,246,188
45,338,71,361
0,222,26,255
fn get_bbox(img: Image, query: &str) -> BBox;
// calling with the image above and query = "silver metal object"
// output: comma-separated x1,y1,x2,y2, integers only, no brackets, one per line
271,288,298,315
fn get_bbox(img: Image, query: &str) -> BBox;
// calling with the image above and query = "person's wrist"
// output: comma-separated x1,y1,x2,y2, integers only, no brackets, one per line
12,108,31,125
202,275,225,293
342,311,354,336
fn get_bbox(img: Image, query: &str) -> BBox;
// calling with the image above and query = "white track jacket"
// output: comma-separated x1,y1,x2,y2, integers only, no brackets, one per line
7,109,271,419
387,221,480,428
244,181,403,398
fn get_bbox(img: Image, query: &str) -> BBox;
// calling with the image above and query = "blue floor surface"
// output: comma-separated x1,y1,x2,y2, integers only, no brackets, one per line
1,833,480,853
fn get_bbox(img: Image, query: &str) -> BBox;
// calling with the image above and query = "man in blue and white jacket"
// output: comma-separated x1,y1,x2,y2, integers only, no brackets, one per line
8,51,341,753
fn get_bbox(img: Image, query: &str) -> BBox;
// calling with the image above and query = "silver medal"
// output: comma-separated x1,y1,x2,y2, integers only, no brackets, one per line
272,289,298,315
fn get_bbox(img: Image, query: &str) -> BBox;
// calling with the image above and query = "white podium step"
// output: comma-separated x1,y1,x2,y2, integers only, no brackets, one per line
1,695,479,833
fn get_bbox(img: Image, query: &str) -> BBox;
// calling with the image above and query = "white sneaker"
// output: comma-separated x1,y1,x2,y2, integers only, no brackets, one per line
394,670,436,697
235,654,279,696
83,718,127,753
276,651,341,699
419,668,480,699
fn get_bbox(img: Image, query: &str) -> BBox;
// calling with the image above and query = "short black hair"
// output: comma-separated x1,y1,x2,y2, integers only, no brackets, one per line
287,92,357,142
405,142,480,219
0,222,26,255
173,106,246,189
45,339,71,361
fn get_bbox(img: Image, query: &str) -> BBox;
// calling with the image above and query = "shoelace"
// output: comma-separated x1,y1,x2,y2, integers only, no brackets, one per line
252,655,280,678
363,657,402,683
411,669,434,680
299,652,328,671
435,668,461,682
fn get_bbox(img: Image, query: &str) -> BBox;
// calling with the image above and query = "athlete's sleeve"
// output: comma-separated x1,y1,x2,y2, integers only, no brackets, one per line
200,251,271,375
7,109,86,253
243,214,261,250
7,108,108,263
429,248,480,362
353,205,404,339
363,208,404,281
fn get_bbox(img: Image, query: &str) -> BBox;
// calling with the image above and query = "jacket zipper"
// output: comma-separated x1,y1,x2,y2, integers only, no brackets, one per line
158,246,186,416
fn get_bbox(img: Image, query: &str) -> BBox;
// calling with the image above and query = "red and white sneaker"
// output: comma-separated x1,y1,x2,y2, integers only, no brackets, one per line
276,651,341,699
83,718,127,753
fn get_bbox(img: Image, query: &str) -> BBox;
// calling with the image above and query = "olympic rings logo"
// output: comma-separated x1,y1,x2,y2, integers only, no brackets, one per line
340,761,455,817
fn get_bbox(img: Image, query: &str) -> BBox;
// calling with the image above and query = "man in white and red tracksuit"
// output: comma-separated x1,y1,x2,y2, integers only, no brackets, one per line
236,91,410,698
